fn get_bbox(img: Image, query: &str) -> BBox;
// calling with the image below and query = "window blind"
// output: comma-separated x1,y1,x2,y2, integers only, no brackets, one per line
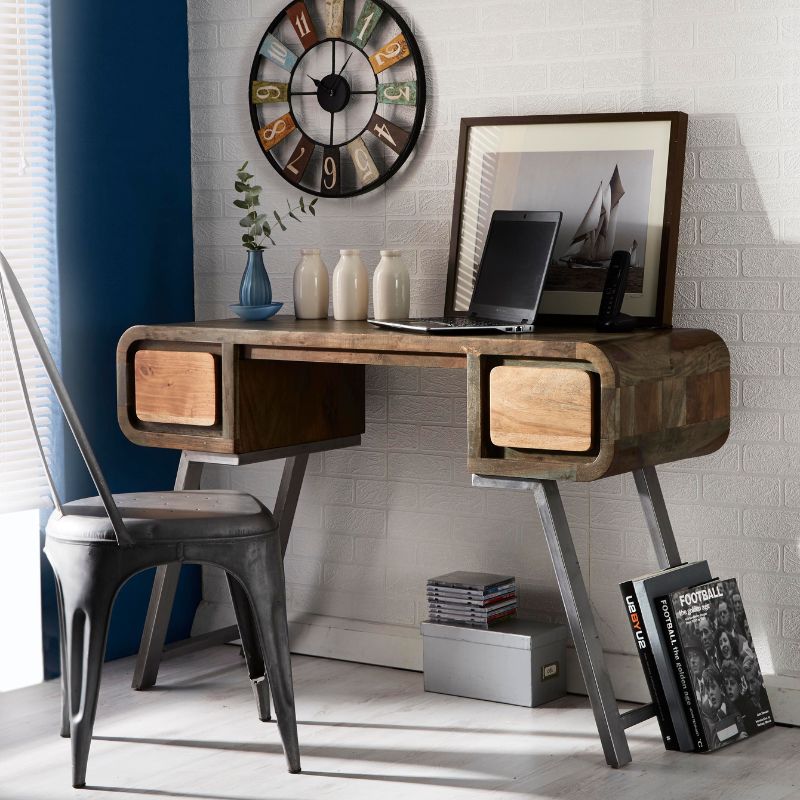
0,0,58,514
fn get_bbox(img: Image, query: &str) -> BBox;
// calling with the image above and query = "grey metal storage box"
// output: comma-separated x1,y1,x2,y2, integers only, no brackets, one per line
421,618,568,707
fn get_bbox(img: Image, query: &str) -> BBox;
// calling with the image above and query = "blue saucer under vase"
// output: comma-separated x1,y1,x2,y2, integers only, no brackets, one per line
230,302,283,321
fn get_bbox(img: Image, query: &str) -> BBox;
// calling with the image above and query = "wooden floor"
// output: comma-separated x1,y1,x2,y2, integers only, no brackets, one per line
2,646,799,800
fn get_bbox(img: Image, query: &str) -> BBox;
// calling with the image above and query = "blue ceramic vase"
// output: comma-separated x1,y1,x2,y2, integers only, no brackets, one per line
239,249,272,306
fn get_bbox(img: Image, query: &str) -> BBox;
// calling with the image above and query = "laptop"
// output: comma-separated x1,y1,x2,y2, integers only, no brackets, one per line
369,210,562,334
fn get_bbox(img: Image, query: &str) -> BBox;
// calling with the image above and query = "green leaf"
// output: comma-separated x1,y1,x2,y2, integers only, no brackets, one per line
246,185,263,195
233,199,250,210
239,217,252,227
250,195,260,206
288,211,299,221
239,161,249,171
269,236,276,246
273,210,281,222
246,210,258,222
242,234,254,244
252,225,263,237
310,197,318,206
234,181,248,193
254,214,268,224
287,198,292,210
236,171,254,182
309,205,316,216
299,197,305,212
263,222,271,237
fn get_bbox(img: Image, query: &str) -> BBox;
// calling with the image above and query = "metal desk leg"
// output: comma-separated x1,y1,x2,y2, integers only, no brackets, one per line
531,480,632,768
133,448,313,690
633,465,681,570
472,473,633,768
132,453,204,690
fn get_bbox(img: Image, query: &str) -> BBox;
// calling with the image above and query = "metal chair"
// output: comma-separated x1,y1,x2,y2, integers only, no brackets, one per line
0,251,300,788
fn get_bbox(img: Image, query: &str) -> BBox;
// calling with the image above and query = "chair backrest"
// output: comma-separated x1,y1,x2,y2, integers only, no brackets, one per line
0,250,133,547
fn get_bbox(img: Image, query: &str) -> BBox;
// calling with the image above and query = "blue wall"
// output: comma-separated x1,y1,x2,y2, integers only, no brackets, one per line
46,0,200,672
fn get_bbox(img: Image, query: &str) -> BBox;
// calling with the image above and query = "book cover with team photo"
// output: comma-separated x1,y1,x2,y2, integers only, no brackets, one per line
667,578,774,751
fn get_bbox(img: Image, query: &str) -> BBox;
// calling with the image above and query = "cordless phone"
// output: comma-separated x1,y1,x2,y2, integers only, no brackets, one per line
596,250,636,332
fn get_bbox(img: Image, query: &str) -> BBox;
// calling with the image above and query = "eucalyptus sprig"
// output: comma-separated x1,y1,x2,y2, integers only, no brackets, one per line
234,161,317,251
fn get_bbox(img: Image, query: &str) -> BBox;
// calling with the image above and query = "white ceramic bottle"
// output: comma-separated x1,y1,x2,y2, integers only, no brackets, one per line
332,249,368,320
372,250,409,320
293,249,329,319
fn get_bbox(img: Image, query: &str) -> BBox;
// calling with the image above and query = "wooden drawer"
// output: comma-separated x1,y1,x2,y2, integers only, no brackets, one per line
489,365,594,452
134,350,219,426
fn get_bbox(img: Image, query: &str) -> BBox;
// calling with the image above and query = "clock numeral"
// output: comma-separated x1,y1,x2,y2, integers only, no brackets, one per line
366,112,410,155
350,0,383,49
377,81,417,106
347,137,380,188
321,147,341,196
283,135,315,183
369,34,410,74
259,33,298,72
251,81,289,104
258,113,296,152
323,0,344,38
286,1,319,50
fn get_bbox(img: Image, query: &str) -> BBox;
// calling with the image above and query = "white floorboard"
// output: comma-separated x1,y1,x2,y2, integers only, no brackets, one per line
1,646,798,800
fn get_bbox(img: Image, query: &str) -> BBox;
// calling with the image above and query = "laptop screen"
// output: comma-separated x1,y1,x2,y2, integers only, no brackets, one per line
469,212,561,322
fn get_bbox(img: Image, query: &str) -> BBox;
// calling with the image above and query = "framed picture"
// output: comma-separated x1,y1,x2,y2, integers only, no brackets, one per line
444,112,688,327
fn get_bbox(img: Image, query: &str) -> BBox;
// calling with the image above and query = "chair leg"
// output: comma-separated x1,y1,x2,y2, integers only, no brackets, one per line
54,573,70,738
226,573,271,722
238,537,300,774
57,568,115,788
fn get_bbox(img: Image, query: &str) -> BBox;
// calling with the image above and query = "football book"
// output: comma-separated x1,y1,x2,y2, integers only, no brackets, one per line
665,578,774,751
625,561,712,752
620,580,678,750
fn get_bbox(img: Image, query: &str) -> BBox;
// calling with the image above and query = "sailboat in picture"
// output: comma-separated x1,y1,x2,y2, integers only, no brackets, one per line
559,164,630,268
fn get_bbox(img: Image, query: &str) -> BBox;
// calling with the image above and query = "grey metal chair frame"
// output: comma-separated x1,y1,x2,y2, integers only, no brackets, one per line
0,251,300,788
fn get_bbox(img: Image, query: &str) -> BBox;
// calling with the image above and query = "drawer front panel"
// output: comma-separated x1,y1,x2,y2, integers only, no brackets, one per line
489,365,594,452
134,350,219,426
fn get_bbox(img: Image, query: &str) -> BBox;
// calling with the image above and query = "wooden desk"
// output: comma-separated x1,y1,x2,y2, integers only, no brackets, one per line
117,319,730,768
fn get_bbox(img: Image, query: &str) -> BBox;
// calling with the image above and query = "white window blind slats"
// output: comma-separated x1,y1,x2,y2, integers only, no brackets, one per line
0,0,57,515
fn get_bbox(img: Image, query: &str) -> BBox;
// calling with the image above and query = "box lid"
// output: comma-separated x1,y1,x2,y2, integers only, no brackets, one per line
420,618,568,650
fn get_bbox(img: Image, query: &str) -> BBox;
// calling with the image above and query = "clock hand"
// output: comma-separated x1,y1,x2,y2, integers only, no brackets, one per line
330,112,335,146
336,52,353,76
307,73,321,87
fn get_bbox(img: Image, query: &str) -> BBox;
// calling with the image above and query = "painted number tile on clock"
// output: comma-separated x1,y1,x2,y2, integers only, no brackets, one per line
321,146,341,196
367,112,410,154
283,135,315,183
287,0,319,49
347,137,380,187
323,0,344,38
369,33,410,74
350,0,383,48
258,112,296,151
378,81,417,106
259,33,298,71
251,81,289,104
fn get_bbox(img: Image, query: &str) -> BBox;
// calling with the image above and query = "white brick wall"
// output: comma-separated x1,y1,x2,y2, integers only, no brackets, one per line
189,0,800,679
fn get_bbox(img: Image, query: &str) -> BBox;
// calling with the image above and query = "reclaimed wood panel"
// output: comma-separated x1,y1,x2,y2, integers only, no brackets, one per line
489,366,593,452
134,350,219,426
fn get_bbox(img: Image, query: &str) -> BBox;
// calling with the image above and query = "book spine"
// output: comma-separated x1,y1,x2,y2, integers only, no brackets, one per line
619,581,678,751
655,594,708,752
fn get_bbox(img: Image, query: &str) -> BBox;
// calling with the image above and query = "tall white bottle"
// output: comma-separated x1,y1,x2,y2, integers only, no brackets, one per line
293,249,329,319
332,249,368,320
372,250,409,320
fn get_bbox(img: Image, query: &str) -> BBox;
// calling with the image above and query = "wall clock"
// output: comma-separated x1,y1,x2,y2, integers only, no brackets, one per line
249,0,426,198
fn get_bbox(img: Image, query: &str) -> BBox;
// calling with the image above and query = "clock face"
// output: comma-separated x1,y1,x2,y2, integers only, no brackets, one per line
249,0,426,198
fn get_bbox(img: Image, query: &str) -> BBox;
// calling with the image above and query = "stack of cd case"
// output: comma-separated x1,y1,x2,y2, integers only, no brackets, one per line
426,571,517,628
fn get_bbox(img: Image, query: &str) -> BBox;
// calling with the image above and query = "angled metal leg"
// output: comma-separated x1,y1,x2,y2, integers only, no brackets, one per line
472,473,632,768
274,453,308,557
532,479,632,768
633,465,681,570
132,453,204,690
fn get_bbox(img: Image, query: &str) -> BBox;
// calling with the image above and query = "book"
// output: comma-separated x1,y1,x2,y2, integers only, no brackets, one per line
655,593,708,752
429,607,517,628
426,590,517,608
630,561,712,752
667,578,774,750
427,598,518,617
619,580,678,750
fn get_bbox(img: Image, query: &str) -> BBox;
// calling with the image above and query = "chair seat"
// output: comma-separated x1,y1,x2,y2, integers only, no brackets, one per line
46,490,277,543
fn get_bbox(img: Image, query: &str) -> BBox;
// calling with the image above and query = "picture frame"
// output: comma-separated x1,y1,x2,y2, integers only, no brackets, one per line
444,112,688,328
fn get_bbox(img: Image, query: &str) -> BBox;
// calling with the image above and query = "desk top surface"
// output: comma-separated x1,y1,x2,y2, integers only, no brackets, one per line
121,317,716,363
